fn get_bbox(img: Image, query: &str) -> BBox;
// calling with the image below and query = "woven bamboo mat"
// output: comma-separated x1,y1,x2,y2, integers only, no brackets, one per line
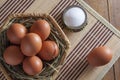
1,0,120,80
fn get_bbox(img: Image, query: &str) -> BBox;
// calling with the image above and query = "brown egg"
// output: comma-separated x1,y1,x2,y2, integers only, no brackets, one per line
30,20,50,40
7,23,27,44
21,33,42,56
23,56,43,75
87,46,113,67
38,40,59,61
3,46,24,66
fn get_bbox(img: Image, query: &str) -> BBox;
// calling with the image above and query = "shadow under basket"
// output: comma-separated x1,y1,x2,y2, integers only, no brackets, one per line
0,13,70,80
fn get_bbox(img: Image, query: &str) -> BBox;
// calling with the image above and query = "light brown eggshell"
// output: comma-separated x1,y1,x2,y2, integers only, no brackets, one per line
87,46,113,67
30,20,50,40
21,33,42,56
3,46,24,65
23,56,43,75
38,40,59,61
7,23,27,44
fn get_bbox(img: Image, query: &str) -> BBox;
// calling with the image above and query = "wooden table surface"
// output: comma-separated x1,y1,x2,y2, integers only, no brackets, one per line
84,0,120,80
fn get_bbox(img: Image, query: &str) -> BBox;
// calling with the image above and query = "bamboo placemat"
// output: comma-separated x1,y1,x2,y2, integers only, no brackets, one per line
1,0,120,80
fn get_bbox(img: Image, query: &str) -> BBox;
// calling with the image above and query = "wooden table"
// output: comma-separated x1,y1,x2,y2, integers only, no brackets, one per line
84,0,120,80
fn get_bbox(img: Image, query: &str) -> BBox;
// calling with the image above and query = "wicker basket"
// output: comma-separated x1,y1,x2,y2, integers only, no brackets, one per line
0,13,70,80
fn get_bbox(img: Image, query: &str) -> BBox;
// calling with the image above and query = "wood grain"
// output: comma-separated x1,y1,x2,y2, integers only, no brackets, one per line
102,67,115,80
84,0,120,80
108,0,120,80
114,59,120,80
108,0,120,30
84,0,109,20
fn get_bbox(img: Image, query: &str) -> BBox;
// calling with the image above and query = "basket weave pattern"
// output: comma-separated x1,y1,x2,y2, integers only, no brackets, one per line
0,13,70,80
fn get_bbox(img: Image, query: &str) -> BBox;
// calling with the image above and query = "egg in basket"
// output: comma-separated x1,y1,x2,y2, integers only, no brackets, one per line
0,13,70,80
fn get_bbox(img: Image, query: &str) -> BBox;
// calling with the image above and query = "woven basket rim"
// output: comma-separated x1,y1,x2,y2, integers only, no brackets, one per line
0,13,70,80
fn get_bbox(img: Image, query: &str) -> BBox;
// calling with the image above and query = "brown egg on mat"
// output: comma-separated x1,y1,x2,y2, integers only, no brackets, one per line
38,40,59,61
7,23,27,44
21,33,42,56
23,56,43,75
3,46,24,66
87,46,113,67
30,20,50,40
